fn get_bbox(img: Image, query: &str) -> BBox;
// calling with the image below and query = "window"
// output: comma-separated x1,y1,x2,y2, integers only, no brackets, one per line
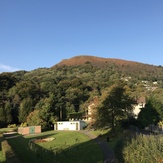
59,123,63,125
71,123,75,125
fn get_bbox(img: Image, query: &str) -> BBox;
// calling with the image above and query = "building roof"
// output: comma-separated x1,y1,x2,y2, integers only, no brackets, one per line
137,97,146,104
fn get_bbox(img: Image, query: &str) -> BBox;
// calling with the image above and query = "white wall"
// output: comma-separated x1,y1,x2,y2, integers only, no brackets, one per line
54,121,80,131
133,102,146,118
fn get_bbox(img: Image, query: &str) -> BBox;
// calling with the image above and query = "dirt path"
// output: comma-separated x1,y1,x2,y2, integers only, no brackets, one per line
81,130,117,163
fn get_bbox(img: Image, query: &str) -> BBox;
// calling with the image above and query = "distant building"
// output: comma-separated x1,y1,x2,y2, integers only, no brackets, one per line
87,103,96,122
54,120,86,131
87,96,99,123
18,126,41,135
133,97,146,119
87,96,146,121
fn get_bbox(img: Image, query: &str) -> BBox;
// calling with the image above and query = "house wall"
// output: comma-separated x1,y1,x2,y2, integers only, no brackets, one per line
35,126,41,133
54,121,85,131
79,121,86,130
133,102,146,118
87,103,95,122
18,126,41,135
18,127,29,135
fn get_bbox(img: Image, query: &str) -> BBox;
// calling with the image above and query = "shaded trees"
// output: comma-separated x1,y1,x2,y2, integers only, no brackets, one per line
138,91,163,127
34,94,58,129
26,110,43,126
92,81,135,134
0,102,12,127
0,58,163,127
0,107,6,127
18,98,33,123
4,101,12,124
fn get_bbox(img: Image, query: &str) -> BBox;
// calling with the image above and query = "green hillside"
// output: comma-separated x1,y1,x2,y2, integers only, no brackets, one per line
0,55,163,128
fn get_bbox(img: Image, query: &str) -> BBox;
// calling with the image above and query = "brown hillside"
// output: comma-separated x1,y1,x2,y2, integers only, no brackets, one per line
52,55,141,67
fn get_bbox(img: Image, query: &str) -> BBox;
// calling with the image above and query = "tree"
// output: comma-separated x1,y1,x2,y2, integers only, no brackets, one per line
4,101,12,124
138,95,163,127
26,110,42,126
10,80,40,101
0,102,12,127
0,73,16,91
0,107,5,127
92,81,135,135
18,98,33,123
10,94,20,124
35,95,58,129
65,87,83,112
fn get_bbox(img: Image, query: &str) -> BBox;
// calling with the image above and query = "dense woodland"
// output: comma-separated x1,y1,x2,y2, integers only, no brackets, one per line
0,56,163,129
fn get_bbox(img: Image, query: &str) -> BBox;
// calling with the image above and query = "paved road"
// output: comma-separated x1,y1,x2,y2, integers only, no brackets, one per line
81,130,117,163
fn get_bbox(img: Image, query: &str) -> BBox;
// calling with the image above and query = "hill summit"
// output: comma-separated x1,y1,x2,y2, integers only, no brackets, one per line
51,55,163,81
53,55,140,67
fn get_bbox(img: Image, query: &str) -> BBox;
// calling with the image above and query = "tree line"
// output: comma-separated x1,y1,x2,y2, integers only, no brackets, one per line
0,62,163,130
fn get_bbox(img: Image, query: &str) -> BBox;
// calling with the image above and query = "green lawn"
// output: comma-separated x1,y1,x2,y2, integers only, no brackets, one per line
0,134,6,163
0,128,14,163
0,128,16,134
7,130,103,163
89,129,110,137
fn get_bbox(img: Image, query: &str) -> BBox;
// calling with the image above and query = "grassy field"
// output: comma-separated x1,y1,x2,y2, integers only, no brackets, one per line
7,130,103,163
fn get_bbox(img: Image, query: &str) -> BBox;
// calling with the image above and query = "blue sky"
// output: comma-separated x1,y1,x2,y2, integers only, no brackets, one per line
0,0,163,72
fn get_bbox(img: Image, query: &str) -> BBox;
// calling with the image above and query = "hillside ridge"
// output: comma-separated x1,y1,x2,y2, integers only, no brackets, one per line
52,55,148,68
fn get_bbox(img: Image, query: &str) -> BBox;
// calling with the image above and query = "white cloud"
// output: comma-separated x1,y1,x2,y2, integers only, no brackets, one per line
0,64,20,73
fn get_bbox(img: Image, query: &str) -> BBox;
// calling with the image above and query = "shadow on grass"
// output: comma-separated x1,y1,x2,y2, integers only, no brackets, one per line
7,132,57,163
0,134,6,163
0,134,5,150
29,137,102,163
92,128,125,163
7,131,103,163
113,139,125,163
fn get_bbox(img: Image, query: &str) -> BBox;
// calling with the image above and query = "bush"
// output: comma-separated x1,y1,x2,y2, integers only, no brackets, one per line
115,134,163,163
20,122,28,127
7,124,17,128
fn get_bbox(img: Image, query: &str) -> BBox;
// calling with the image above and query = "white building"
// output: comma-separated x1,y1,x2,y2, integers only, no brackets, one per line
133,97,146,119
54,121,86,131
87,103,96,122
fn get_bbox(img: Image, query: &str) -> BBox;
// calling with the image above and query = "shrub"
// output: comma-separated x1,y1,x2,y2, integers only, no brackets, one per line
115,134,163,163
7,124,17,128
20,122,28,127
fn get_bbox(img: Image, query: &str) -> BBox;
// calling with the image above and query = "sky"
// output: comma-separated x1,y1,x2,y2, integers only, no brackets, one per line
0,0,163,72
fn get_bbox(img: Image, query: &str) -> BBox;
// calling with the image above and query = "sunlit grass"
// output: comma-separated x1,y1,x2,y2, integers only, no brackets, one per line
0,134,6,163
0,128,16,134
89,128,110,137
